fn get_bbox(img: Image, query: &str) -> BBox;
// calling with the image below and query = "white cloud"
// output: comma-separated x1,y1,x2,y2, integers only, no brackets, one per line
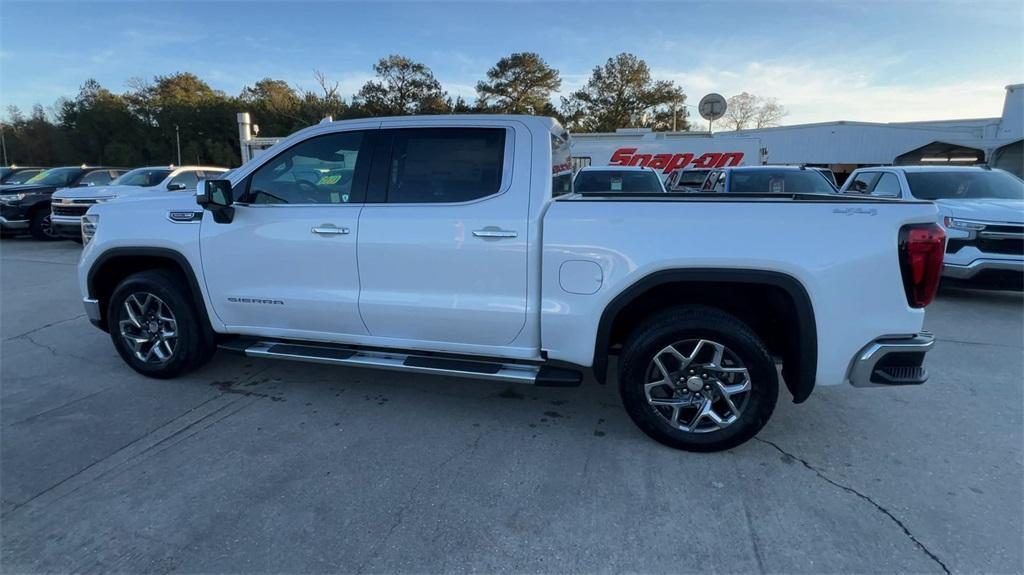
652,61,1012,124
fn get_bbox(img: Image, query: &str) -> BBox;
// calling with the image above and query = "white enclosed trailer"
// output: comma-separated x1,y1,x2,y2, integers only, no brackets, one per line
569,129,763,177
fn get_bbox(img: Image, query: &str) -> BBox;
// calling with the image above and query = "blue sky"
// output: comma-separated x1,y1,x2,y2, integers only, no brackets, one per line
1,0,1021,126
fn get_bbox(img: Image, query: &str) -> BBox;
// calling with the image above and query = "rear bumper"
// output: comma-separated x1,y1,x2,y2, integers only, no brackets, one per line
847,332,934,388
943,258,1023,280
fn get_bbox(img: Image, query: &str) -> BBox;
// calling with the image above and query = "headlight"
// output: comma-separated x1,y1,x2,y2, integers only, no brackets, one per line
943,216,986,231
0,193,27,204
81,213,99,245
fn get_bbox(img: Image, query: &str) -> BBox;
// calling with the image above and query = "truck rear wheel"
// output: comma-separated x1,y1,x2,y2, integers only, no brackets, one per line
618,306,778,452
107,269,215,379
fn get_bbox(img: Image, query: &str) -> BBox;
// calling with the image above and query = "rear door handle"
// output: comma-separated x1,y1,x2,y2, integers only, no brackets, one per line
473,228,517,239
312,224,350,236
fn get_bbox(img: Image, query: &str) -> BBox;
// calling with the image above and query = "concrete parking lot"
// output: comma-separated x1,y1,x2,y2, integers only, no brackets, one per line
1,238,1021,574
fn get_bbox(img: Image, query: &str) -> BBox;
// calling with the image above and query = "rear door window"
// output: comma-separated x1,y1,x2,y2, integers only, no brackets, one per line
385,128,506,203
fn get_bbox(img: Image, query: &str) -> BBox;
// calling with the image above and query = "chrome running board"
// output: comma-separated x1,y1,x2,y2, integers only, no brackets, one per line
220,340,581,387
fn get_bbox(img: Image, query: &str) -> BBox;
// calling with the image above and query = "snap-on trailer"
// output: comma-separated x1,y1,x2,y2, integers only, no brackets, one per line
569,129,764,178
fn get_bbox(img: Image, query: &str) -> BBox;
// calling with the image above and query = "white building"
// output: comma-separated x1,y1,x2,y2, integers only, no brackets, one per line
713,83,1022,181
237,84,1023,182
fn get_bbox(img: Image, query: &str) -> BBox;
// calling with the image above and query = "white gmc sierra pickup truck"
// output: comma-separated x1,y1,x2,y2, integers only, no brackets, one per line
78,115,945,451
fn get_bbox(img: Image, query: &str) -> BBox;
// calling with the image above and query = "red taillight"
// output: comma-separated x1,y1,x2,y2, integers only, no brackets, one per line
899,223,946,308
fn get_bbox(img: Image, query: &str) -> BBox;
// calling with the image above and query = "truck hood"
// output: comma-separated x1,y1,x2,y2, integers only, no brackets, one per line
0,183,57,195
52,184,147,200
934,198,1024,224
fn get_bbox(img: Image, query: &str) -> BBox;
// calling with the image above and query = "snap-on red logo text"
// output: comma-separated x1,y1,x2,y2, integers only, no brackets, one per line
609,148,745,173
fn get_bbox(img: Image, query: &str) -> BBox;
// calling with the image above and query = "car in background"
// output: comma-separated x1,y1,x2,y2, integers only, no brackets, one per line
841,166,1023,289
665,168,714,192
697,166,839,195
0,166,127,240
0,166,46,185
573,166,666,193
50,165,228,240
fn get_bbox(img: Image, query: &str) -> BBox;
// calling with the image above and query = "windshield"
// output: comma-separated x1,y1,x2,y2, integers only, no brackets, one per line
728,170,837,194
112,168,171,187
678,170,711,187
575,170,664,193
905,170,1024,200
24,168,82,187
1,169,42,184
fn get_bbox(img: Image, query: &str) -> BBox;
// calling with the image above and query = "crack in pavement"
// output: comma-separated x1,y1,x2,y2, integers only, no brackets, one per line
0,257,78,267
17,332,108,367
754,438,950,575
935,337,1021,349
4,314,87,342
2,367,273,518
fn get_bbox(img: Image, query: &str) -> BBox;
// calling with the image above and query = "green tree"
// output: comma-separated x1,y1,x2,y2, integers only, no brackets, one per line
476,52,560,115
58,79,141,165
128,73,240,165
240,78,304,134
355,55,448,116
562,53,687,132
296,71,350,124
3,105,74,165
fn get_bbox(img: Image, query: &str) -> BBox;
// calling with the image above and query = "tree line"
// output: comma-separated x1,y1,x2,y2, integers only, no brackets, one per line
1,52,785,167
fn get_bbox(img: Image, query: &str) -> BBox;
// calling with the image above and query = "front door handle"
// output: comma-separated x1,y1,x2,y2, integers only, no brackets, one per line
312,224,350,236
472,228,517,239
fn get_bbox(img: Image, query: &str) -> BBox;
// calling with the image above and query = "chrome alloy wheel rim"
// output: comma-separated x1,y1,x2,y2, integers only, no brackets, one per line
119,292,178,364
643,339,751,433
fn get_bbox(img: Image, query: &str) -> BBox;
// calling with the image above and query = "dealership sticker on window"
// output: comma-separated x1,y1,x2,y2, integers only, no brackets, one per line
317,175,341,185
611,178,623,191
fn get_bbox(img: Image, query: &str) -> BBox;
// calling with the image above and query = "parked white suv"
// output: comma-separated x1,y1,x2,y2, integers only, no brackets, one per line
841,166,1023,289
51,165,227,239
78,115,945,451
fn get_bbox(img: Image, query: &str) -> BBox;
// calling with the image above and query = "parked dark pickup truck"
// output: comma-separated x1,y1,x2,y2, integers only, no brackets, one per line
0,166,126,240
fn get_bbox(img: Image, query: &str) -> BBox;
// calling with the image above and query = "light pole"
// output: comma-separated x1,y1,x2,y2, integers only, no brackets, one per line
1,123,8,165
175,124,182,165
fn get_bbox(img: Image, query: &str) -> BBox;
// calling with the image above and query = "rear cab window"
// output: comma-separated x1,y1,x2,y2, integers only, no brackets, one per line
574,170,664,193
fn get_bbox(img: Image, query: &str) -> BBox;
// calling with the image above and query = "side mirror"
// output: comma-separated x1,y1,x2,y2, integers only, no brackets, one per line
167,182,188,191
196,179,235,223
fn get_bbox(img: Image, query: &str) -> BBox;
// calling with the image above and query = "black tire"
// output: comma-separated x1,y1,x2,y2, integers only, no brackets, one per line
618,305,778,452
28,208,60,241
107,269,216,378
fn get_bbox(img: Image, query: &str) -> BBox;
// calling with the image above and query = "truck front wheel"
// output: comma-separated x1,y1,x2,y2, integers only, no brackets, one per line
29,208,59,241
618,306,778,452
107,269,215,379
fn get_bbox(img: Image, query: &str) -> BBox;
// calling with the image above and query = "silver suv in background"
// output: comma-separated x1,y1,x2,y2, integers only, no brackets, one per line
840,166,1024,290
51,165,227,239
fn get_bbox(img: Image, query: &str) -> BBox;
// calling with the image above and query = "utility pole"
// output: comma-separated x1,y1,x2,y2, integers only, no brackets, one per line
1,123,8,165
175,124,182,165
